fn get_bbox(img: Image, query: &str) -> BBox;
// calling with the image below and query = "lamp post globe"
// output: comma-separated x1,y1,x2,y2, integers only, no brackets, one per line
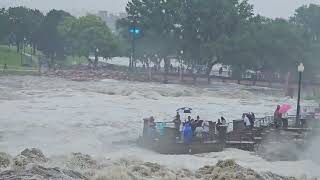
298,63,305,72
296,62,304,127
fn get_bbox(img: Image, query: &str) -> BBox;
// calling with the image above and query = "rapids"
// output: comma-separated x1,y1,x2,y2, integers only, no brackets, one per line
0,75,319,179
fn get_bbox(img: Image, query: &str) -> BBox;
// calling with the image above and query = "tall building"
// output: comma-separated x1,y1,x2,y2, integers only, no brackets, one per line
97,11,127,33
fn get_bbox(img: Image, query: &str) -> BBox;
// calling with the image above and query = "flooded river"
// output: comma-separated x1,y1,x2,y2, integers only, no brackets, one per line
0,75,319,179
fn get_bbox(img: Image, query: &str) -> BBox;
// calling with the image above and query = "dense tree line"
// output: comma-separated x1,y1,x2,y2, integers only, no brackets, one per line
117,0,320,82
0,7,118,68
1,2,320,81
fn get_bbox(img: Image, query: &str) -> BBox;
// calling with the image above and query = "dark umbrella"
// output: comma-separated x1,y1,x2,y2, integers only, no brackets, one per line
176,107,192,114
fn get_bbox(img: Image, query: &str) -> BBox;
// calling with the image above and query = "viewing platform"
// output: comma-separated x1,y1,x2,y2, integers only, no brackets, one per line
138,113,319,155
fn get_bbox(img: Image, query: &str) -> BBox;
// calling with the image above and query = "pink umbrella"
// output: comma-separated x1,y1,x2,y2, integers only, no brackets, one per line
279,104,292,113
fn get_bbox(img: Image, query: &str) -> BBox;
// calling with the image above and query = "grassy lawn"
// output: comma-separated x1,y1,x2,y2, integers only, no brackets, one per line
0,45,40,75
0,45,23,67
0,45,88,72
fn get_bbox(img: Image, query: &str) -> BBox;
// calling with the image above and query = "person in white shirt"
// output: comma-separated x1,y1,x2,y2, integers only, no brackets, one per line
195,126,204,138
203,122,210,133
243,114,251,129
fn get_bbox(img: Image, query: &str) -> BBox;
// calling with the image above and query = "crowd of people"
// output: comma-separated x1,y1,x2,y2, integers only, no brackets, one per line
144,111,255,144
172,112,228,144
242,112,256,129
142,105,314,147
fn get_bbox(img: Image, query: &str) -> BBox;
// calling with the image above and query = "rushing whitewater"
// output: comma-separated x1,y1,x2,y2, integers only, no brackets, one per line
0,76,319,179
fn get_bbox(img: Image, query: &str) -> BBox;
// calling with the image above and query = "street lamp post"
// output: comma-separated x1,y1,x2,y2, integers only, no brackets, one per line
296,63,305,127
179,30,184,81
95,48,99,68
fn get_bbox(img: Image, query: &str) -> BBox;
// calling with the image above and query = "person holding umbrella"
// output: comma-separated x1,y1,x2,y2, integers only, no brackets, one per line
176,107,192,122
274,105,282,128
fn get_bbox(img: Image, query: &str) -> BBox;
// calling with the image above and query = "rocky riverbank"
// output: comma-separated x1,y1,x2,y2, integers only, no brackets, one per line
44,67,159,83
0,148,307,180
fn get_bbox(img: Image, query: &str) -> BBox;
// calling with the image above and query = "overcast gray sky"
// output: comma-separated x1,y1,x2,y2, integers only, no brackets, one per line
1,0,319,18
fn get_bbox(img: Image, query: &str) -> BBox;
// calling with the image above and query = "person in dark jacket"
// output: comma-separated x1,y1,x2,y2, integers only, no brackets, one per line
221,117,227,125
173,112,181,137
248,112,255,129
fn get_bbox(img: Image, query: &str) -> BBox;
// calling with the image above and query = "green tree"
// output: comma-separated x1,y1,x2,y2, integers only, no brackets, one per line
119,0,181,82
59,14,118,68
0,8,10,41
28,9,44,55
118,1,318,83
6,7,44,54
7,7,31,52
292,4,320,78
292,4,320,41
224,17,308,81
37,9,71,68
180,0,254,83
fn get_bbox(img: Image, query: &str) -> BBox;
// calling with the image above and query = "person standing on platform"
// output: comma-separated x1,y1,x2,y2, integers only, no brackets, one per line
173,112,181,138
274,105,282,128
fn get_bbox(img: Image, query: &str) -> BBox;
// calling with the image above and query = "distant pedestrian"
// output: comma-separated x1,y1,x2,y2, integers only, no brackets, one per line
219,67,223,76
3,63,7,72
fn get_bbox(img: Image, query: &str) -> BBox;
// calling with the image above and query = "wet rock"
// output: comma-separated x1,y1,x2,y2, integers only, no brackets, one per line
195,160,297,180
143,162,161,173
93,159,178,180
20,148,48,163
261,171,297,180
0,152,12,168
93,166,138,180
130,165,151,177
13,148,48,169
176,169,194,179
0,165,88,180
66,153,98,170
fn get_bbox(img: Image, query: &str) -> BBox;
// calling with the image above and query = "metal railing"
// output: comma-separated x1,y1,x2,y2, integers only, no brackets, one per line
153,111,318,134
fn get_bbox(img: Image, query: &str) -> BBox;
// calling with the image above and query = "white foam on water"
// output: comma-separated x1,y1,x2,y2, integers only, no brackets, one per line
0,76,319,178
